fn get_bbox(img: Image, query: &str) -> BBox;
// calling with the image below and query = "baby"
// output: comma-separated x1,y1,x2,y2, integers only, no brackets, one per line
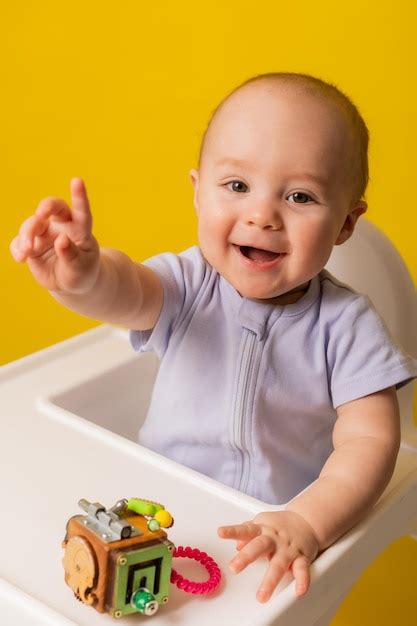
10,72,417,603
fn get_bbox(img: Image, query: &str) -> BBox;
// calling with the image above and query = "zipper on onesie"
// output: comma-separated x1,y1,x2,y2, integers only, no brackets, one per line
231,329,259,494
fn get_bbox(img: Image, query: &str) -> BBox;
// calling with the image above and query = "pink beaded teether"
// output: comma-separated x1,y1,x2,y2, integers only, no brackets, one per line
170,546,221,594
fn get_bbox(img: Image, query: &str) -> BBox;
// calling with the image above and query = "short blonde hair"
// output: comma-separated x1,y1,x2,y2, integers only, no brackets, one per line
198,72,369,208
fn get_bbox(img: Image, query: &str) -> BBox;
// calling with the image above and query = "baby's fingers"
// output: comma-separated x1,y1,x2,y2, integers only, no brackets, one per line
229,534,275,574
10,236,26,262
54,232,80,262
218,521,261,542
35,197,72,222
70,177,92,230
34,180,93,240
256,555,290,603
292,555,311,597
10,215,48,261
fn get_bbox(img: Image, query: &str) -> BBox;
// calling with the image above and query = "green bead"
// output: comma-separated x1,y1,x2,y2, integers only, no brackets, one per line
131,588,159,616
147,518,160,532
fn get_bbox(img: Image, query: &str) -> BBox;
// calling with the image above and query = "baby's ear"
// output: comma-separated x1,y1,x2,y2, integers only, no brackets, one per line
335,201,367,245
189,168,200,213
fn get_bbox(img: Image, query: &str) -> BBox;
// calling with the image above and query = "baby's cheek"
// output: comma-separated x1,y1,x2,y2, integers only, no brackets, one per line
298,226,335,268
199,212,231,248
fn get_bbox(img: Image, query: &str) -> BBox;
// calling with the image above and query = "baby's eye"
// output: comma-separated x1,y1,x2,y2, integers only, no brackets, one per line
225,180,249,193
287,191,314,204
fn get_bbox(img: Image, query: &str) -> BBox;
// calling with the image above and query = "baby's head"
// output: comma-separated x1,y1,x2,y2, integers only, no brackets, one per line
190,72,369,304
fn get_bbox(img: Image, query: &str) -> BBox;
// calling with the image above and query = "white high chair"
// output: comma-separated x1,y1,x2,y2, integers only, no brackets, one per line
0,218,416,626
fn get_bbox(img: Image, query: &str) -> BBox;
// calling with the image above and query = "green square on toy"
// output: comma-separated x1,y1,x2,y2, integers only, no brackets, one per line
112,540,174,616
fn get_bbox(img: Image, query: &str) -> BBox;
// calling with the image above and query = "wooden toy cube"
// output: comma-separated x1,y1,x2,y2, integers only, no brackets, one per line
62,500,174,618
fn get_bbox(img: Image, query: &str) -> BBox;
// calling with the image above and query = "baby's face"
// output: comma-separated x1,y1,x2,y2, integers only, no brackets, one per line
190,82,367,303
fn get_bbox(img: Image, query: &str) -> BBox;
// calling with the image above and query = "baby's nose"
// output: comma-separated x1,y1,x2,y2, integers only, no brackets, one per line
245,202,282,230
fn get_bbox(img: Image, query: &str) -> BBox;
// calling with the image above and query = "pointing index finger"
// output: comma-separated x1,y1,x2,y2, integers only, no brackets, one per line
70,177,92,228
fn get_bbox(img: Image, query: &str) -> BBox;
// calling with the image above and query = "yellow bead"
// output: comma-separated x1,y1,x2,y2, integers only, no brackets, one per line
154,510,173,528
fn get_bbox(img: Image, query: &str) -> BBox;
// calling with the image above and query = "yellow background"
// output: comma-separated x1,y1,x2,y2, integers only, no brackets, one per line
1,1,416,623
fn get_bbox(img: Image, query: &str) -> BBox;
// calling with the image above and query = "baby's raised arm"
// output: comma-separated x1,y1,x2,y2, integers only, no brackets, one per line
10,178,163,330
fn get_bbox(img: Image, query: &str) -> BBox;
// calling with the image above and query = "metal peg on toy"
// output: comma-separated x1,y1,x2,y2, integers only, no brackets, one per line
62,498,221,619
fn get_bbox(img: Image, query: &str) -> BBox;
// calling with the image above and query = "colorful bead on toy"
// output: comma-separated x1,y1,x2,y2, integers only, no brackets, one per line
127,497,174,531
62,497,221,619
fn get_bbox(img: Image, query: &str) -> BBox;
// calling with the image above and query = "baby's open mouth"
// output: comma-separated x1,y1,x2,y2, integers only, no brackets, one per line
239,245,282,262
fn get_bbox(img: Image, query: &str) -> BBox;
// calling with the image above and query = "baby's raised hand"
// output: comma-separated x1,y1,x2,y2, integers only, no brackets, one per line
10,178,100,295
218,511,319,603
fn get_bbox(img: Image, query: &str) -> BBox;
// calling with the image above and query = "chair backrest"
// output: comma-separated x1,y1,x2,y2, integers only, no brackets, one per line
325,218,417,430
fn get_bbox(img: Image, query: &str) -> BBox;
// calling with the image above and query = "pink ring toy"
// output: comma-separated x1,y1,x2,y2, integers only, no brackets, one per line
170,546,221,594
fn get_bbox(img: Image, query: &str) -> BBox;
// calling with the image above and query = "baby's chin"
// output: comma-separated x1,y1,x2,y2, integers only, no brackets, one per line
230,281,286,302
230,279,310,305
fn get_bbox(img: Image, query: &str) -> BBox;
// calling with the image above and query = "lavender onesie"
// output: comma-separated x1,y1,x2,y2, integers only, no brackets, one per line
130,246,417,504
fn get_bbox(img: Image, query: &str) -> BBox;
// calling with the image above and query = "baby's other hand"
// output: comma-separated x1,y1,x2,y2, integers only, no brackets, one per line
10,178,100,295
218,511,319,603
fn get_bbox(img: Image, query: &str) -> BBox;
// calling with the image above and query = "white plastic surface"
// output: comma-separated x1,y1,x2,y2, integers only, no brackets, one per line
1,218,416,626
0,578,78,626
